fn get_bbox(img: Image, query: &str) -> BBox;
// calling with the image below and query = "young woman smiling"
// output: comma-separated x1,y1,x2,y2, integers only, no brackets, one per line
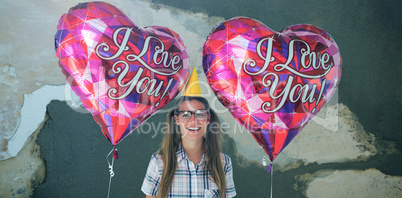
141,69,236,198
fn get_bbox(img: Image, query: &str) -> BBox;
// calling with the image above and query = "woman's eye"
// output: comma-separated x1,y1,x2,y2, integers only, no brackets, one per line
181,112,191,118
196,112,205,117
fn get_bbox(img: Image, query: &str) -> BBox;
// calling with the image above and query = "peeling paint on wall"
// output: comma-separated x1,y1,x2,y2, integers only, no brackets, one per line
0,121,45,198
0,0,401,197
296,169,402,198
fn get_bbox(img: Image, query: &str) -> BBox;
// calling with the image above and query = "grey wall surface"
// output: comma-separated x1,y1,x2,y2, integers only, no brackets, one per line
34,0,402,197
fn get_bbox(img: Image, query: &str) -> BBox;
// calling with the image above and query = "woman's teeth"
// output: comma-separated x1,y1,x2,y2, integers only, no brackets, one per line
187,127,201,131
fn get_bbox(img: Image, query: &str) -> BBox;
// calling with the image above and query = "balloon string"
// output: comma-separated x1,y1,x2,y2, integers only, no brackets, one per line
107,147,116,198
266,162,273,198
270,163,273,198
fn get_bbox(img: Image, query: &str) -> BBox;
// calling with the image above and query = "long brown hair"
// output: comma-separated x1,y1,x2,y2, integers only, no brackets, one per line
158,96,226,198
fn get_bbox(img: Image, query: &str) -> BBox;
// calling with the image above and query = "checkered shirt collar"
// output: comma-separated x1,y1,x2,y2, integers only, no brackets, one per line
176,143,206,165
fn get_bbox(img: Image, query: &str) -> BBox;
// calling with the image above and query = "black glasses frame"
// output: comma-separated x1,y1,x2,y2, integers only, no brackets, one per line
174,109,210,121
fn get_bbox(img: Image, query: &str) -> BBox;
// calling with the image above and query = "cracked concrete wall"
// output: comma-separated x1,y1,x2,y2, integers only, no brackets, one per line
0,0,401,197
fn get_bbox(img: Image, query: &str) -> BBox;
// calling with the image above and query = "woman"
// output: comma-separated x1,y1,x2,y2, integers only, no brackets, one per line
141,96,236,198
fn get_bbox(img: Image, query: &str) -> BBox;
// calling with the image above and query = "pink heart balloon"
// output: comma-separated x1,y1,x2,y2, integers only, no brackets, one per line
203,17,341,161
55,2,190,146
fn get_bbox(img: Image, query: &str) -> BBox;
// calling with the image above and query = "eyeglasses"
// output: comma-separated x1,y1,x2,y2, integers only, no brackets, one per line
175,109,209,122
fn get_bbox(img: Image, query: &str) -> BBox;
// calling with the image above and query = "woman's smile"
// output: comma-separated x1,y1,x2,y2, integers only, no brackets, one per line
187,126,202,133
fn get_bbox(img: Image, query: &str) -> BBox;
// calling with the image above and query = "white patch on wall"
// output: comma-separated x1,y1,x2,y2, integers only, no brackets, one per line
219,102,396,171
297,169,402,198
275,103,380,169
7,85,66,158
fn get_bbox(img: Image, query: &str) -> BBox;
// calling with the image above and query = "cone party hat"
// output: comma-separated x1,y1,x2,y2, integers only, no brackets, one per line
182,68,202,97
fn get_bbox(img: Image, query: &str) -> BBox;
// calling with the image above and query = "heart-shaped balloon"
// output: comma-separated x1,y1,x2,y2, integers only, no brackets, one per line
203,17,341,162
55,2,190,146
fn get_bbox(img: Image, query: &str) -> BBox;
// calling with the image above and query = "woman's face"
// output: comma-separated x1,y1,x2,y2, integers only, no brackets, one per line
174,100,210,143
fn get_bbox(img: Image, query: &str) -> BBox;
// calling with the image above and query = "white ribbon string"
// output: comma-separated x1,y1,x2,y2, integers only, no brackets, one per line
270,163,273,198
106,148,115,198
262,156,273,198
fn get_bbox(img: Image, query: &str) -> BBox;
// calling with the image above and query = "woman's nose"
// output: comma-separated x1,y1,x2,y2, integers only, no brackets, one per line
188,114,197,122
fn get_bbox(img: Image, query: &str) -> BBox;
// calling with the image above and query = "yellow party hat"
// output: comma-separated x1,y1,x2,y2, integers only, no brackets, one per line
182,68,202,97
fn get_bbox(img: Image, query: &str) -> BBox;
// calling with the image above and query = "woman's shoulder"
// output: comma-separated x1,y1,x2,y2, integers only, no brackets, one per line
219,152,232,165
147,152,164,170
148,152,164,166
150,152,163,161
219,153,233,174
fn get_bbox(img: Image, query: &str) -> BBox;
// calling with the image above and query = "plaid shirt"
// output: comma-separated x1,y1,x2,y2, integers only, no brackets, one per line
141,144,236,197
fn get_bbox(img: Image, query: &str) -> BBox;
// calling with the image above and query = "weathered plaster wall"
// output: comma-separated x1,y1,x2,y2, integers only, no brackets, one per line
1,0,401,197
0,117,46,197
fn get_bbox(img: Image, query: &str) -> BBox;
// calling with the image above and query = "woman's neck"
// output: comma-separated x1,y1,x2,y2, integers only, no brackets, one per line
182,139,205,165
